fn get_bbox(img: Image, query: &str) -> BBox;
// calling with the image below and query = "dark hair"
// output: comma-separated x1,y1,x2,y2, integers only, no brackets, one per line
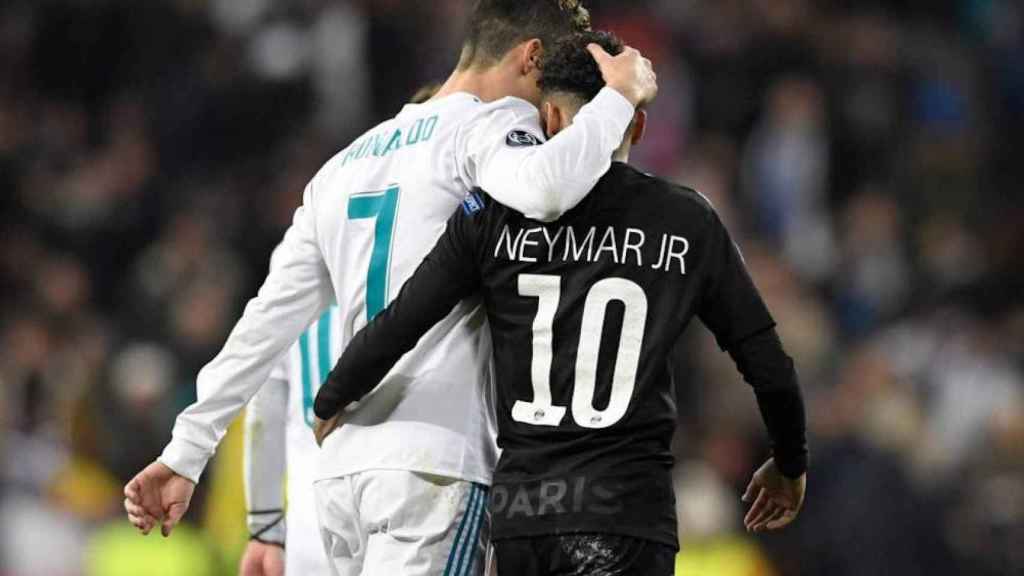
536,30,622,101
459,0,591,69
539,30,624,102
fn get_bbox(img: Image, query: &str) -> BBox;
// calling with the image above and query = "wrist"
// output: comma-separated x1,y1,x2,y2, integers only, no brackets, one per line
249,536,285,549
773,450,808,479
607,84,640,107
248,509,286,544
158,438,208,484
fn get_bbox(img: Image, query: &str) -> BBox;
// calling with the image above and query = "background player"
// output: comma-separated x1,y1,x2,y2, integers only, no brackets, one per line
124,1,658,574
315,31,808,575
238,305,340,576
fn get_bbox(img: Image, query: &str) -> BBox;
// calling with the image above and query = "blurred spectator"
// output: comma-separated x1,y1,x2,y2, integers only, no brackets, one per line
743,76,836,283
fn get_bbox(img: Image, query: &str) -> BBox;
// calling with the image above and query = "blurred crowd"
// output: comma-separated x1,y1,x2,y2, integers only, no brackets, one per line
1,1,1022,575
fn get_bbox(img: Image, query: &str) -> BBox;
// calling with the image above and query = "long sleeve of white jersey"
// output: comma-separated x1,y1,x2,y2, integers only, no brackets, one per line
457,87,635,222
243,360,288,544
159,181,333,483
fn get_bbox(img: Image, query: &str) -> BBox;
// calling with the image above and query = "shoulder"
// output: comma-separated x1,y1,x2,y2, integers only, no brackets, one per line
475,96,538,117
459,97,545,144
608,163,719,221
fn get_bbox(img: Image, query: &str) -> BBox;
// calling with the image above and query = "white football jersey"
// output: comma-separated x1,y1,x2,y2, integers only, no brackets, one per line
161,88,636,486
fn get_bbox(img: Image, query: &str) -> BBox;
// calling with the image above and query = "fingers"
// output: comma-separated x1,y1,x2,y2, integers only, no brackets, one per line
588,42,657,107
621,46,640,59
746,491,800,532
126,498,157,535
741,479,758,503
124,479,140,502
315,414,341,446
134,472,166,519
124,498,153,520
127,510,153,534
266,548,286,576
161,501,188,537
126,478,161,535
763,509,798,531
743,460,804,533
127,513,153,535
743,487,769,530
586,43,611,63
589,43,642,66
239,551,263,576
750,502,786,532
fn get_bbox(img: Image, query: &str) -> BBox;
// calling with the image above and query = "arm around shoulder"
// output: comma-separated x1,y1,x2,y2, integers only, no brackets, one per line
459,88,634,222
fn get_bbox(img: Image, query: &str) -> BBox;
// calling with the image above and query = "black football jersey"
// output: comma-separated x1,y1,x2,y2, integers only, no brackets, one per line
321,162,777,548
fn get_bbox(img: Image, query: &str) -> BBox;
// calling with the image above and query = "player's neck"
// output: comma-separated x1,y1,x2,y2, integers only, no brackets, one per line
612,146,631,164
434,66,529,105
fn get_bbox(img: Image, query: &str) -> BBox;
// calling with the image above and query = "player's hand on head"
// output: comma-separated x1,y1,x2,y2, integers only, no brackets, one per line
741,457,806,533
124,461,196,537
240,540,285,576
587,43,658,108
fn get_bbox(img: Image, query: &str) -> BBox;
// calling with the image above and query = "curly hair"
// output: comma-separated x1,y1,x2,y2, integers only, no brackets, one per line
459,0,591,69
538,30,625,102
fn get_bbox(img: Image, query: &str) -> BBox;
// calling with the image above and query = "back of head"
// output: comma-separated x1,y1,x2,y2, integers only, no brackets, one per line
459,0,592,69
539,30,625,106
538,31,640,161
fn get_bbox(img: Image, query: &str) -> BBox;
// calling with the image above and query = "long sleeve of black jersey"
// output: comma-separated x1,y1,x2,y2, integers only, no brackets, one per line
728,328,808,478
696,211,808,478
314,205,484,419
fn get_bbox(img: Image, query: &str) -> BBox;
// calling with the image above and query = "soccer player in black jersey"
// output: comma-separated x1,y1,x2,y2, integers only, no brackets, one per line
315,31,808,575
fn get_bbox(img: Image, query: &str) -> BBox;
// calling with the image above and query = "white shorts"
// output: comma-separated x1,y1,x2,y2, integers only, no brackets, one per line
286,480,334,575
314,470,489,576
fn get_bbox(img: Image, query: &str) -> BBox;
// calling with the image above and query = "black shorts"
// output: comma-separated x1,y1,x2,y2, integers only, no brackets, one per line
494,534,676,576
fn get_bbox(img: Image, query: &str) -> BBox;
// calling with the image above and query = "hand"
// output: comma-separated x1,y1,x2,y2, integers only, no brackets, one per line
742,458,806,532
587,43,658,107
239,540,285,576
124,461,196,537
313,413,341,447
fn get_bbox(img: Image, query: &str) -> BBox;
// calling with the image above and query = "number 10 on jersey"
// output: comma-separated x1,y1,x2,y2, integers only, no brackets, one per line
514,274,648,429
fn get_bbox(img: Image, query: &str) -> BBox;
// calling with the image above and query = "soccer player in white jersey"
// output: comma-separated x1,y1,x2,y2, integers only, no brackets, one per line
237,84,444,576
239,305,339,576
124,1,658,573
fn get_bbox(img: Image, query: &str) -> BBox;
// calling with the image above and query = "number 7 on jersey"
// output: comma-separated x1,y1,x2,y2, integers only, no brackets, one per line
347,186,400,320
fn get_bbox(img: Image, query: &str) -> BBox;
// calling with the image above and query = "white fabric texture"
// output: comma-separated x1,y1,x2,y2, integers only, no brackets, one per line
314,471,489,576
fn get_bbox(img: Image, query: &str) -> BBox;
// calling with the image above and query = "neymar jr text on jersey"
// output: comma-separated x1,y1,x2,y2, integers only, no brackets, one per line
493,224,691,275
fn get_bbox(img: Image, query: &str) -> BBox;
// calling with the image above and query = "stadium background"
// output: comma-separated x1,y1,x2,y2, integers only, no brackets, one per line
1,0,1022,574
